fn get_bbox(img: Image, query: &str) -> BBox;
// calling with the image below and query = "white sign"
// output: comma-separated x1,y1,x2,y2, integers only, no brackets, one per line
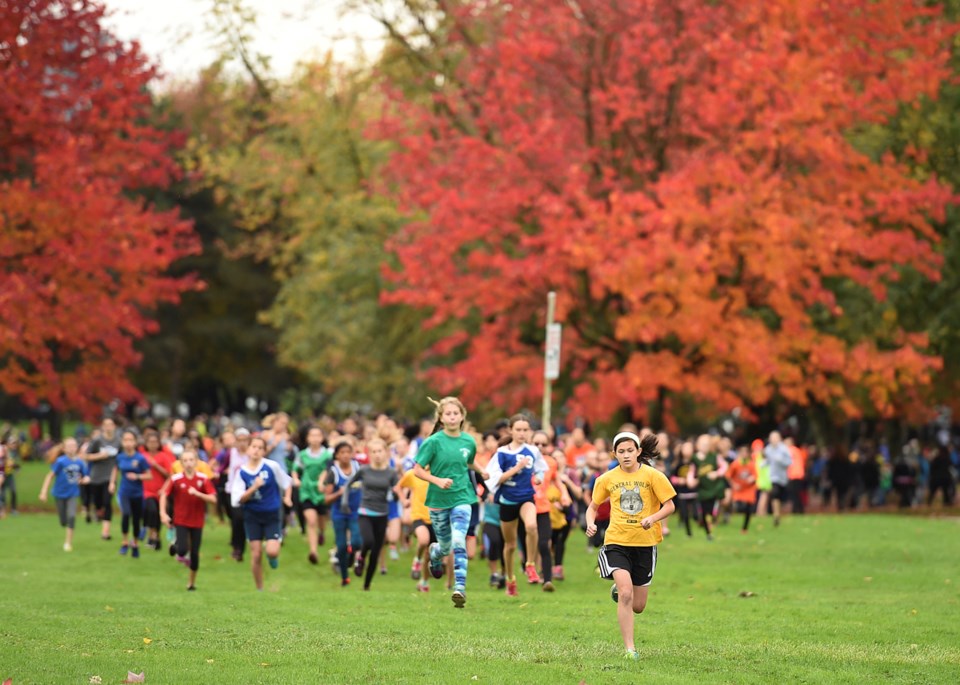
545,323,562,380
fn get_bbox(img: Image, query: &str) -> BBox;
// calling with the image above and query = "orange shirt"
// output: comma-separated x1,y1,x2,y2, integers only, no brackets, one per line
727,458,758,503
787,446,806,480
563,442,592,468
534,454,560,514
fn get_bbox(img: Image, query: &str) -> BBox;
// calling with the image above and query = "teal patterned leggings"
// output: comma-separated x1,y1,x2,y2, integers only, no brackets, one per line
430,504,471,591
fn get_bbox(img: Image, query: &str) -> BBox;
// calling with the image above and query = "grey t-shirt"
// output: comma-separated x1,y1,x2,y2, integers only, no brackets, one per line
86,434,121,484
764,443,793,486
344,465,399,515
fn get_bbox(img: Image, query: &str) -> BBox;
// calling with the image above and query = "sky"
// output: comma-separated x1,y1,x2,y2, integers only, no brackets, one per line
103,0,385,83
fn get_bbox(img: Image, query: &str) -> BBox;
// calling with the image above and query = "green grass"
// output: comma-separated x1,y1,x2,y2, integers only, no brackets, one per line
2,462,959,684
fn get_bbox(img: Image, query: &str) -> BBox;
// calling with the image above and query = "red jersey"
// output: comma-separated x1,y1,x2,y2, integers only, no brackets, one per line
727,458,758,504
163,472,215,528
143,448,176,500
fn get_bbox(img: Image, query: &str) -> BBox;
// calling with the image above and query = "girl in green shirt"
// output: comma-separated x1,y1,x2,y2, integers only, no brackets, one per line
413,397,489,609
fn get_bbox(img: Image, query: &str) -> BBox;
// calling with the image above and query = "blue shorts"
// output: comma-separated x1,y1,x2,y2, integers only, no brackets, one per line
243,508,282,541
388,500,401,521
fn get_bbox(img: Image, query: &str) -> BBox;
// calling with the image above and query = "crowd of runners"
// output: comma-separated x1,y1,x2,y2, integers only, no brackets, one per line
5,401,957,658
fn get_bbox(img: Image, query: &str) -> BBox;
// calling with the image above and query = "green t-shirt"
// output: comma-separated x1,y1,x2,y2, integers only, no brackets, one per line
295,447,332,505
696,452,727,500
415,431,478,509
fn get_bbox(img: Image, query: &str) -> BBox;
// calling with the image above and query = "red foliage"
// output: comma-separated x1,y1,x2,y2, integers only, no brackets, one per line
0,0,199,418
377,0,954,425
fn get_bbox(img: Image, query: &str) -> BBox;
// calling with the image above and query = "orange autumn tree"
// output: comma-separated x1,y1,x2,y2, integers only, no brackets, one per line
376,0,955,428
0,0,199,418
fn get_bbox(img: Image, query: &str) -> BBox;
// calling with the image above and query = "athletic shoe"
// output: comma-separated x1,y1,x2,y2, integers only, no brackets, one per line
63,543,72,552
411,559,422,580
505,578,518,597
318,532,325,546
497,574,506,590
523,563,541,584
354,551,365,577
417,582,430,593
308,552,318,565
187,585,196,592
428,543,444,579
611,583,619,603
341,577,351,587
131,546,140,559
119,544,129,556
101,535,112,541
380,567,388,575
489,572,501,588
170,544,177,557
774,517,781,527
553,565,564,581
451,588,466,609
624,649,639,660
542,581,555,593
177,555,190,568
268,556,279,570
389,546,400,561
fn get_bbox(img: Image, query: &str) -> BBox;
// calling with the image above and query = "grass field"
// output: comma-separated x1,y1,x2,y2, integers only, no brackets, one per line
1,462,958,685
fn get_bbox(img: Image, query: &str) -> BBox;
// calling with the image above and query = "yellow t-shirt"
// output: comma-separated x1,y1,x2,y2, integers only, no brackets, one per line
592,464,676,547
398,469,431,524
546,484,566,529
172,460,213,478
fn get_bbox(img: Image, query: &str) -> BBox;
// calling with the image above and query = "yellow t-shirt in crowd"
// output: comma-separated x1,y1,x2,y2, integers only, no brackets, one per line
592,464,676,547
398,469,431,524
172,459,213,478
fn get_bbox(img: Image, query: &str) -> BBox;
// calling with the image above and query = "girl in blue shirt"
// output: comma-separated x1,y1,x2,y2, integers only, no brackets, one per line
39,437,90,552
321,441,363,587
485,414,547,596
111,429,151,558
231,436,293,591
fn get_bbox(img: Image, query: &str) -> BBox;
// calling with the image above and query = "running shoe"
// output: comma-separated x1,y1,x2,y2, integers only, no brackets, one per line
341,577,351,587
268,556,279,570
329,549,339,574
131,546,140,559
553,565,564,581
624,649,639,661
505,578,518,597
380,566,388,575
610,583,619,603
523,563,541,584
451,588,466,609
417,582,430,593
187,585,196,592
542,581,555,593
354,551,365,577
63,543,72,552
389,546,400,561
176,555,190,568
308,552,318,565
489,572,501,588
318,532,325,546
411,559,422,580
119,544,129,556
428,543,444,579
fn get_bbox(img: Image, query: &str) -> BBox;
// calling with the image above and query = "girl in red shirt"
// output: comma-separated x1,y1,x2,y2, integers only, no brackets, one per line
160,449,217,590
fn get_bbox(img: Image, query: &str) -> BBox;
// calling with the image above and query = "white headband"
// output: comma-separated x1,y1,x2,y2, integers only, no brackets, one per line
612,431,641,449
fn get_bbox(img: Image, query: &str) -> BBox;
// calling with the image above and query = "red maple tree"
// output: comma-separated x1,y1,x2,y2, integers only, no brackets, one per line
0,0,199,418
376,0,955,428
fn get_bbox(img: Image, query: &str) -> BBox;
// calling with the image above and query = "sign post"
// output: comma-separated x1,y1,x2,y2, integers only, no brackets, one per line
542,291,561,431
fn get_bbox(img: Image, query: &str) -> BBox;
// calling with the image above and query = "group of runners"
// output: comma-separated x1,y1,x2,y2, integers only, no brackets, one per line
32,401,841,658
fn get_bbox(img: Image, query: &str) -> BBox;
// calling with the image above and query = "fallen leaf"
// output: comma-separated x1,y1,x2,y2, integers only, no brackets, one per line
122,672,145,684
124,650,134,654
142,638,152,645
260,663,269,667
104,606,114,612
738,591,756,598
89,677,102,685
205,660,214,664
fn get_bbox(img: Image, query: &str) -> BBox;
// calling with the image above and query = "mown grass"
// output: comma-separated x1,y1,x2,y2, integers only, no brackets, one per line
1,462,958,684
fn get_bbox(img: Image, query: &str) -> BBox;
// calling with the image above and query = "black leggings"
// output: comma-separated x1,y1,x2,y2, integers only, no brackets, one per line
230,504,246,555
359,515,388,589
535,512,553,582
676,497,696,536
551,522,570,566
483,522,503,563
699,498,716,536
121,496,143,540
175,525,203,571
